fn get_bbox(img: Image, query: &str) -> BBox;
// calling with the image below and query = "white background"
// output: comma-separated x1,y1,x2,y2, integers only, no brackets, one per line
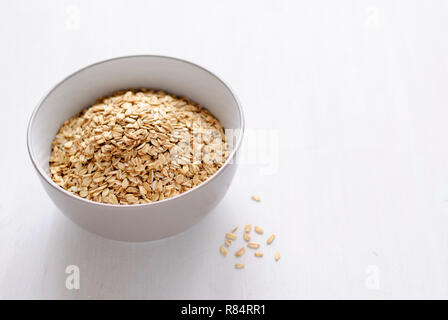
1,0,447,299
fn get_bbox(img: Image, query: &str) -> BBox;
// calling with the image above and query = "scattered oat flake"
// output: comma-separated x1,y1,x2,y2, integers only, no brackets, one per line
247,242,260,249
235,247,246,257
274,252,280,261
221,225,279,269
219,245,228,256
251,195,261,202
226,233,237,241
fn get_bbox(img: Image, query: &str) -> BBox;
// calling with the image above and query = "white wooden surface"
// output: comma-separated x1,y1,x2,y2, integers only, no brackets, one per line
1,0,448,299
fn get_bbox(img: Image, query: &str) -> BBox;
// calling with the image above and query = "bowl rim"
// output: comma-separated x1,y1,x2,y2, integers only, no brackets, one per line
27,54,245,208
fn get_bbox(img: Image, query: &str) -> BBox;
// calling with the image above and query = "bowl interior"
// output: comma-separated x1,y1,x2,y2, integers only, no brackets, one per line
28,56,243,177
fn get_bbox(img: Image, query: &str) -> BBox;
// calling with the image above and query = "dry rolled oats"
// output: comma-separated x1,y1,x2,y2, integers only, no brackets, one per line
274,252,280,261
235,247,246,257
247,242,260,249
226,233,237,241
254,226,264,235
219,225,281,270
49,89,229,205
219,245,228,256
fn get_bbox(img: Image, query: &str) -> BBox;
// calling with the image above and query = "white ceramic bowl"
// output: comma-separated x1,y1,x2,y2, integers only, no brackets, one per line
27,55,244,242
